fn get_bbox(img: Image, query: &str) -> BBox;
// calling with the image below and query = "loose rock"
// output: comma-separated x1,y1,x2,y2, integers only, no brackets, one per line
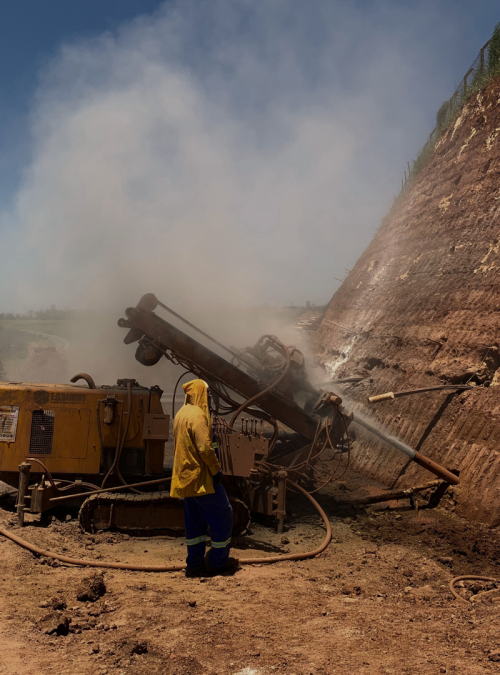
37,611,71,636
76,572,107,602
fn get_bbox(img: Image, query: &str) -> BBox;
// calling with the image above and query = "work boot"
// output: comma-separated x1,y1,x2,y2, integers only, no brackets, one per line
185,563,207,578
204,555,239,576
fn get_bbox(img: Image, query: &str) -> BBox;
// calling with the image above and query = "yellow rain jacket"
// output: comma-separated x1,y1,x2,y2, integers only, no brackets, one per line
170,379,221,499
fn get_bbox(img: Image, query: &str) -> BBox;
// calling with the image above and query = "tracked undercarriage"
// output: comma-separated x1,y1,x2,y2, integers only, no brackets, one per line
78,491,251,537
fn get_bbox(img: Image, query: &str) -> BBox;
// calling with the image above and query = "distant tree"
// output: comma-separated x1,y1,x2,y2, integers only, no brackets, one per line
489,23,500,74
0,307,75,320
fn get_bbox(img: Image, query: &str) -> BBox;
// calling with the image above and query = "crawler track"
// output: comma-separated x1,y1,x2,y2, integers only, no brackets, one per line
78,491,251,537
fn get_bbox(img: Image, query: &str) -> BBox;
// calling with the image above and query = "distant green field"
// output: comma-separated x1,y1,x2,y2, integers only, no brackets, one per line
0,321,75,369
0,319,74,341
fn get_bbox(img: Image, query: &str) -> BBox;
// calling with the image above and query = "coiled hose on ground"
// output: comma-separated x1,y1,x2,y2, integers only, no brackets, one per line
449,575,500,603
0,481,331,572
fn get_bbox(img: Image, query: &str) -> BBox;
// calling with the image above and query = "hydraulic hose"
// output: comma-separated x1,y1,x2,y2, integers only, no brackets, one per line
0,527,185,572
0,481,331,572
101,382,141,494
172,370,191,418
70,373,97,389
155,297,256,370
25,458,99,493
229,338,293,429
49,476,172,504
114,382,142,494
100,404,124,490
238,481,332,564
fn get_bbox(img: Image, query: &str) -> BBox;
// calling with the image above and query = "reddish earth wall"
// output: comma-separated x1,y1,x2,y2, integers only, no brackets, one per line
316,77,500,525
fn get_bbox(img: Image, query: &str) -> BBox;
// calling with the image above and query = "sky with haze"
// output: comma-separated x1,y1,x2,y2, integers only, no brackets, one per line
1,0,499,315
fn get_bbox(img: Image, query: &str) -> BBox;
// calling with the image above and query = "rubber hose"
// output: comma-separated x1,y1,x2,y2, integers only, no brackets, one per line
115,383,142,493
70,373,97,389
0,481,331,572
240,481,332,564
155,298,256,370
102,383,141,494
449,575,500,603
172,370,191,419
24,457,65,492
100,404,124,490
229,339,292,429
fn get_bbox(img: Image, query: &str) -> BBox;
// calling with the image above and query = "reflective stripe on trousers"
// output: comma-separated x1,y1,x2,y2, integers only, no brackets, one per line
183,483,233,570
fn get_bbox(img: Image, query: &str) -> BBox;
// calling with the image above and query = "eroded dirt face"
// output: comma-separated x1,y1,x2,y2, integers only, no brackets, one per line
1,473,499,675
316,76,500,526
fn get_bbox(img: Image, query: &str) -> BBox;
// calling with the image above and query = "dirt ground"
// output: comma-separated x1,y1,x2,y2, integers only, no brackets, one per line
1,470,499,675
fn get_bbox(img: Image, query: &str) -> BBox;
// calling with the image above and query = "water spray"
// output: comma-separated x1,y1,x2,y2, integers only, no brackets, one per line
344,409,459,485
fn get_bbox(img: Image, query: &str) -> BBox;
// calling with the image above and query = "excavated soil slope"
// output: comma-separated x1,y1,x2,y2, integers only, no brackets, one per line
317,76,500,526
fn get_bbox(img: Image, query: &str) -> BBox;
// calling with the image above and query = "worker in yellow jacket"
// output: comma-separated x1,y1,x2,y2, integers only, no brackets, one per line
171,379,235,576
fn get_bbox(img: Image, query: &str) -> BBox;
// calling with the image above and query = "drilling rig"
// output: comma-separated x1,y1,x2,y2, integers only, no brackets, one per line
0,293,459,535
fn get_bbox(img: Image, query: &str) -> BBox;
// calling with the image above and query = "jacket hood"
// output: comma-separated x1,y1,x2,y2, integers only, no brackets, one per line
182,379,210,427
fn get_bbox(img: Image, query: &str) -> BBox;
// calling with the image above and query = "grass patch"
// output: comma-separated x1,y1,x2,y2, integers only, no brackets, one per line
395,24,500,196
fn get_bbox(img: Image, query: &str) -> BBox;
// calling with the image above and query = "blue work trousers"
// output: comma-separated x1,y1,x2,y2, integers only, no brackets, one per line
183,484,233,571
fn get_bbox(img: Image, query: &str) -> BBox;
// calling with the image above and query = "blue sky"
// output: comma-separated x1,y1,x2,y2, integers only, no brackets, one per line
1,1,500,313
0,0,165,206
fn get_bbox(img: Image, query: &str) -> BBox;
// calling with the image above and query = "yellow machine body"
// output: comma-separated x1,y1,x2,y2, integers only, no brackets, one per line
0,381,168,488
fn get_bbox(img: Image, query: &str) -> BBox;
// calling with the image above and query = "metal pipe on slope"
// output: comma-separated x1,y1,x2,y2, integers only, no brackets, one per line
368,385,472,404
348,412,459,485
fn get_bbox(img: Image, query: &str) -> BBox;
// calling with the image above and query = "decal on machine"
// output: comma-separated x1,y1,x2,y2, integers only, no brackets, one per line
33,390,86,405
33,390,50,406
50,392,86,404
0,406,20,443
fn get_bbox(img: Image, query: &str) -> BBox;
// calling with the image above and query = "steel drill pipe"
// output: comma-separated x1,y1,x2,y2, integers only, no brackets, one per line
368,385,473,404
335,480,441,505
347,412,459,485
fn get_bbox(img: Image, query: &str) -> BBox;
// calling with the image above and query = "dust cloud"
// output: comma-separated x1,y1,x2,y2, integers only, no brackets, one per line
0,0,461,385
